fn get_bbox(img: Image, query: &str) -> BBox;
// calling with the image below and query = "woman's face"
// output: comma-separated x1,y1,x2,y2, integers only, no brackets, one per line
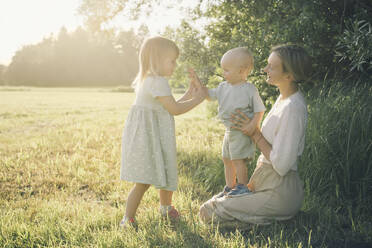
263,52,291,86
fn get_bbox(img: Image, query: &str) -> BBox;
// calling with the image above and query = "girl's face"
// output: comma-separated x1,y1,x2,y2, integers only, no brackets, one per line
263,52,292,86
159,50,178,77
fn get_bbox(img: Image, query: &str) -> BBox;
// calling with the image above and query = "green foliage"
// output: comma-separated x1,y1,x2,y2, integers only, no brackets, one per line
336,19,372,83
78,0,128,32
163,0,371,99
202,1,337,89
300,82,372,211
205,101,218,119
162,21,216,89
0,65,5,85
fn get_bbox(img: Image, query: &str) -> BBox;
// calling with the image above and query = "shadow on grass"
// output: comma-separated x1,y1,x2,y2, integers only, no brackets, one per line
135,216,213,248
173,220,214,248
210,210,372,248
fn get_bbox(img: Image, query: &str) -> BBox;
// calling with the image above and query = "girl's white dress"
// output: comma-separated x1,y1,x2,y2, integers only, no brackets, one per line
120,76,177,191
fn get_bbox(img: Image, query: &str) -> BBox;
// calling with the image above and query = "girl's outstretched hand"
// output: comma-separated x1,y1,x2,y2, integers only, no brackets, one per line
188,68,203,90
231,109,257,137
184,77,196,97
193,86,208,103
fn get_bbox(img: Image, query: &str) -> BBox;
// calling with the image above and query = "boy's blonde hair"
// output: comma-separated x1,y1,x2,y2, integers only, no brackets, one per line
223,47,254,74
132,36,179,89
271,44,312,83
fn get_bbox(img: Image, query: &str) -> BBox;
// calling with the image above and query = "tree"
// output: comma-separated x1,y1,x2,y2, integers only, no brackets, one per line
161,22,214,89
77,0,372,94
0,65,6,85
202,0,372,85
5,26,139,87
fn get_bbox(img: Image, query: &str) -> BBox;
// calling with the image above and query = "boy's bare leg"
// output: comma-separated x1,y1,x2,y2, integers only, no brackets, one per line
232,159,248,185
222,158,236,188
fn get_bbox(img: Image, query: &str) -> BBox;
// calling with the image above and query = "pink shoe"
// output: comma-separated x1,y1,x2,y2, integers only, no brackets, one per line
119,216,136,229
161,206,180,220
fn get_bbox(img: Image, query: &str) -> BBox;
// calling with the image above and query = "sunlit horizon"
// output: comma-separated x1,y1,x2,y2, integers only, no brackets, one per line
0,0,83,65
0,0,201,66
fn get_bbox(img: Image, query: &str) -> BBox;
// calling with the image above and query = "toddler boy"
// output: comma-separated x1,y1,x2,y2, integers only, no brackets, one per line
192,47,265,197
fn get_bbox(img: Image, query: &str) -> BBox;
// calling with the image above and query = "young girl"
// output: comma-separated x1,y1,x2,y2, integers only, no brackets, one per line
120,36,206,227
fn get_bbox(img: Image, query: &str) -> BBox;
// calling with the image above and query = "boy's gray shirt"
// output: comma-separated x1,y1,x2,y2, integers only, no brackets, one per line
208,81,266,128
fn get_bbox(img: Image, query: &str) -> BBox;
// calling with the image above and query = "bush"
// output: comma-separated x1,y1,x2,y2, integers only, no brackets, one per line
336,19,372,83
205,101,218,119
300,82,372,212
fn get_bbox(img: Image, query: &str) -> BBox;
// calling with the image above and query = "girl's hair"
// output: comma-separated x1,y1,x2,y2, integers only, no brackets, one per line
132,36,179,89
271,44,312,84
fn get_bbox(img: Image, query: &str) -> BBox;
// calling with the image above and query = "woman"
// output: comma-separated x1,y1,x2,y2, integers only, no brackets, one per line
199,44,312,225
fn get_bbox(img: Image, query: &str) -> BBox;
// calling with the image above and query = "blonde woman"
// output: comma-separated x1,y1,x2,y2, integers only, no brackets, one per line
199,44,312,225
120,36,206,228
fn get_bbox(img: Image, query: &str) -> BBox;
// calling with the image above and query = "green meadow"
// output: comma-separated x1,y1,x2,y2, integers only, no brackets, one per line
1,87,371,248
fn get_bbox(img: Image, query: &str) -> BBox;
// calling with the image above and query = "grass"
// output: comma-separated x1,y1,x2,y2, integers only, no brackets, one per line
0,86,371,247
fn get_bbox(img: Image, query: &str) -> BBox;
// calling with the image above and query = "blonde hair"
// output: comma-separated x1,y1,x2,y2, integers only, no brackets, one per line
271,44,312,83
223,47,254,74
132,36,179,89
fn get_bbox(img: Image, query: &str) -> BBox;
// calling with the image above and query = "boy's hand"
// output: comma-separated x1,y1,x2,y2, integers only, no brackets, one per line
188,68,203,90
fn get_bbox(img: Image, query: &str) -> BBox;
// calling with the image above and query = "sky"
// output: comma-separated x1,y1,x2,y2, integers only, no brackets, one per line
0,0,83,65
0,0,201,66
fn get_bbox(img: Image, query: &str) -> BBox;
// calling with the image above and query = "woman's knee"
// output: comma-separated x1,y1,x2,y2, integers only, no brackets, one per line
199,204,212,223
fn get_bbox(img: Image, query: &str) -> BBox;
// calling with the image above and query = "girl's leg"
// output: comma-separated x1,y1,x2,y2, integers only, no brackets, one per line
232,159,248,185
125,183,151,218
222,157,236,188
159,189,180,218
159,189,173,206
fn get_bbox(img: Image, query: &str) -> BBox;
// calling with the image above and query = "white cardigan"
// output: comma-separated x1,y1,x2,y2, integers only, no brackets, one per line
257,91,308,176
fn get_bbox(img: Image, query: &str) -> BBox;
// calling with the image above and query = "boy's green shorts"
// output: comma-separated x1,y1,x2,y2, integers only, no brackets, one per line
222,129,255,160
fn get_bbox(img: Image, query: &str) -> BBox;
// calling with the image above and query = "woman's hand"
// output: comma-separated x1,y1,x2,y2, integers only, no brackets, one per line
231,109,258,137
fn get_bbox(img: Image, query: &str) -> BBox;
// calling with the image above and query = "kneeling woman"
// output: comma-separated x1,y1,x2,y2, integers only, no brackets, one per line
199,44,312,224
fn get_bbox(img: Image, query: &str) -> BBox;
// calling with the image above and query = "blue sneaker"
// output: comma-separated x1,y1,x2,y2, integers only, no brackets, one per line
216,185,232,198
227,184,252,197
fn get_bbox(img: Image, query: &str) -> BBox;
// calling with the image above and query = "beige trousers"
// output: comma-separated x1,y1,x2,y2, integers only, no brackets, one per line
199,162,304,225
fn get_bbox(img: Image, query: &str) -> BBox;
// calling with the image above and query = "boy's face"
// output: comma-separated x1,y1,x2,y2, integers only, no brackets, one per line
220,54,246,84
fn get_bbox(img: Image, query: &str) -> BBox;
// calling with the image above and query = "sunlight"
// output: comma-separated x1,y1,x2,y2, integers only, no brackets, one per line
101,0,202,35
0,0,83,65
0,0,204,65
